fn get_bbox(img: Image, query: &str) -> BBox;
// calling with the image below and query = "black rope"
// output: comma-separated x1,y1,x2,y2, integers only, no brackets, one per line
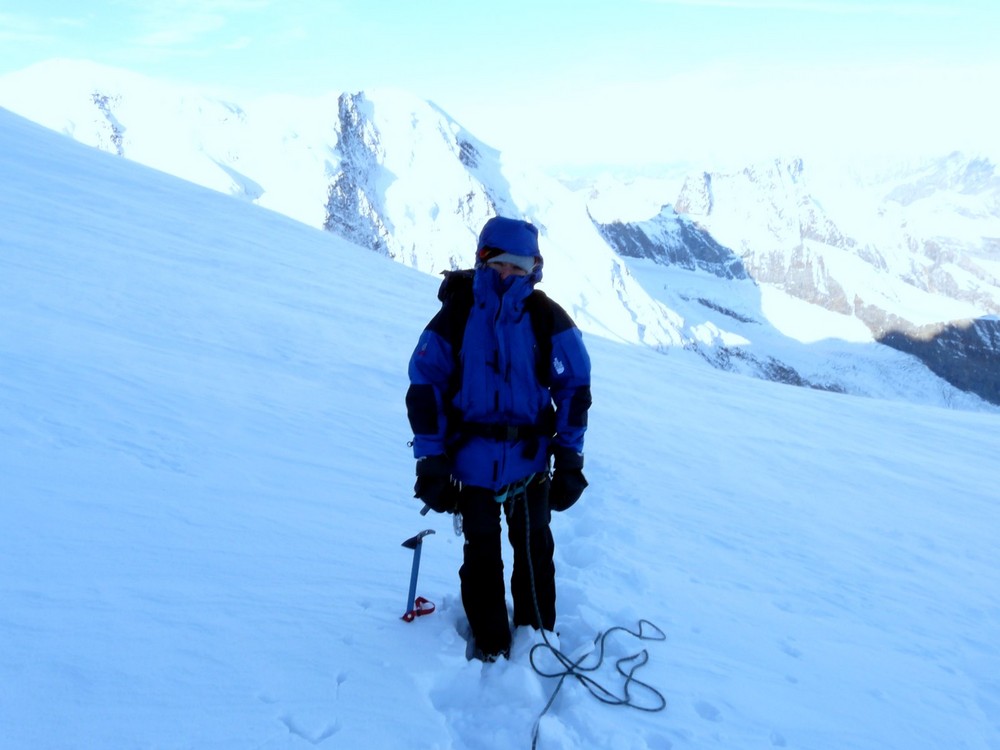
515,492,667,750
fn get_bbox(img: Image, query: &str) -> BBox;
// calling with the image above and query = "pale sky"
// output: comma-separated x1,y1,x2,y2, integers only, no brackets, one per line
2,0,998,172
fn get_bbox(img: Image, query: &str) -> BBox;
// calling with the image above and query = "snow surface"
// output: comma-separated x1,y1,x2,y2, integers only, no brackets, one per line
3,108,1000,749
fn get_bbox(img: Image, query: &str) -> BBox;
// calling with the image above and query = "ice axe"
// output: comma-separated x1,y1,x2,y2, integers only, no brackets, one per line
401,528,436,622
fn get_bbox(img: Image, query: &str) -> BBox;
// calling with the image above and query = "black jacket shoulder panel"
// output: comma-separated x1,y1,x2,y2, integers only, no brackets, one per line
526,290,575,336
427,270,474,344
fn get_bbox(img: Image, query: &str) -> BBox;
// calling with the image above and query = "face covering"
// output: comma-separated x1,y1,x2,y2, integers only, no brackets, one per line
487,265,521,295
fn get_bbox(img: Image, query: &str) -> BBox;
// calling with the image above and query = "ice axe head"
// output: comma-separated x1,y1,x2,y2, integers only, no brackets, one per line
402,529,435,549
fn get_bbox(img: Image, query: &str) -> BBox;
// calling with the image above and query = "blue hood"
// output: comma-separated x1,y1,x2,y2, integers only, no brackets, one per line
476,216,543,283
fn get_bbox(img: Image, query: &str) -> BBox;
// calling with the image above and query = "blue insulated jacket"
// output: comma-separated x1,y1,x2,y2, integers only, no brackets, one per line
407,262,592,492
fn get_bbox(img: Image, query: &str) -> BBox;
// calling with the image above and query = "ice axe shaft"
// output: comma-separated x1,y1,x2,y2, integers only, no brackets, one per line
401,529,435,621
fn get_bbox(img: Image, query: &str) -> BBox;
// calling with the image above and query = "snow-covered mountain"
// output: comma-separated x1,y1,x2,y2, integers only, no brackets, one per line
595,156,1000,403
670,156,1000,326
2,59,997,407
4,99,1000,750
0,59,690,353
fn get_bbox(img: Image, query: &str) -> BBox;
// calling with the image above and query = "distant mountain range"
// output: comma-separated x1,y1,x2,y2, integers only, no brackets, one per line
3,59,998,409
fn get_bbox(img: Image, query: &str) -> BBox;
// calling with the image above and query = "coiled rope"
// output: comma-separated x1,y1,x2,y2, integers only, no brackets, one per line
512,490,667,749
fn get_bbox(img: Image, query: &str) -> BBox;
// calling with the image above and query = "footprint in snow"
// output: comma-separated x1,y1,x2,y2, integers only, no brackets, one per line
694,700,722,722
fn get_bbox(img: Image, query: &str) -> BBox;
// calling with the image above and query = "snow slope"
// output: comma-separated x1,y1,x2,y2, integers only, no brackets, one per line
2,108,1000,749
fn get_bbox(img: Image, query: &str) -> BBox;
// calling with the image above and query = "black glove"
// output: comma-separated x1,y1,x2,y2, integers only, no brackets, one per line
549,446,587,512
414,455,459,513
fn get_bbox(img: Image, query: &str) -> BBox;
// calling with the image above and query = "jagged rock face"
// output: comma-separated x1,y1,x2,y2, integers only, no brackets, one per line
883,153,1000,209
321,90,499,273
593,206,748,280
674,156,1000,322
877,155,1000,317
90,92,125,156
674,159,880,315
457,138,480,168
706,345,848,395
880,318,1000,405
324,93,394,256
674,172,713,216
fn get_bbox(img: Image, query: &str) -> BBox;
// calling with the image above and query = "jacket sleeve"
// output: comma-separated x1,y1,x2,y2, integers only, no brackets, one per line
406,316,456,459
547,305,592,454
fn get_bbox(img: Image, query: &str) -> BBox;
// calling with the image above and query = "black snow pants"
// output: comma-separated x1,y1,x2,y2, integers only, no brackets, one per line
458,475,556,658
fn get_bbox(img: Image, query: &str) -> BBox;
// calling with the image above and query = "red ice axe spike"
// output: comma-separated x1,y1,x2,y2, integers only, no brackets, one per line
401,529,436,622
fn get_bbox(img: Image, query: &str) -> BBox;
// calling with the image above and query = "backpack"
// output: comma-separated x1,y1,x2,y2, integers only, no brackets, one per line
434,269,555,389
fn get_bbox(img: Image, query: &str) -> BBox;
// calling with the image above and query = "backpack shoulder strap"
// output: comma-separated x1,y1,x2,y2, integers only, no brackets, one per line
437,268,475,305
432,269,474,356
